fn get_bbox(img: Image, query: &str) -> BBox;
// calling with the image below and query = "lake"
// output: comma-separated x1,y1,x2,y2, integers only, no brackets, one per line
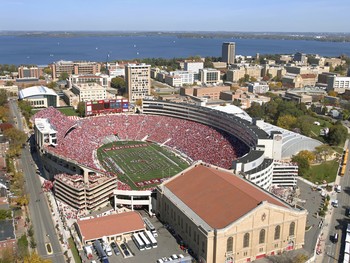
0,35,349,65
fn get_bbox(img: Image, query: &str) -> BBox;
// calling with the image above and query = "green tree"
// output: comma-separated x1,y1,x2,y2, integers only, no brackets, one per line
295,115,313,136
314,145,333,161
327,124,347,145
47,81,57,89
59,72,69,81
246,102,265,119
111,77,126,94
0,90,8,106
0,209,11,220
76,102,85,117
43,67,52,75
17,234,29,260
292,153,310,176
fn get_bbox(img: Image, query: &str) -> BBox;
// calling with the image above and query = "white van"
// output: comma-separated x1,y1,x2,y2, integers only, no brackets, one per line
332,200,339,207
336,185,341,193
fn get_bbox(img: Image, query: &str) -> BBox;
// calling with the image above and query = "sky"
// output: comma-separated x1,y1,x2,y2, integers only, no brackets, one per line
1,0,349,32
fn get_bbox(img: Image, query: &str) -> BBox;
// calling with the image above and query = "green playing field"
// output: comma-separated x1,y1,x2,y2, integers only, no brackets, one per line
96,141,189,189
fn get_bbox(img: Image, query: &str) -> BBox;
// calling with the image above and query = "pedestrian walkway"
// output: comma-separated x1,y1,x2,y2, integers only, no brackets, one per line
313,139,348,262
39,176,76,262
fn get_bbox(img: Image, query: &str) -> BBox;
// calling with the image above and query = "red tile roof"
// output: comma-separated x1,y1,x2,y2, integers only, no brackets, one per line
77,211,145,241
165,164,288,229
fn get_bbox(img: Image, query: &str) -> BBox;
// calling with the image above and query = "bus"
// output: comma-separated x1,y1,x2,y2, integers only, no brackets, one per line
143,217,158,237
145,230,158,248
93,240,109,262
139,231,151,250
132,233,145,251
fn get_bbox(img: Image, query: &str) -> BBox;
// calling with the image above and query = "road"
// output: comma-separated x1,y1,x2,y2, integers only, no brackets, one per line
8,99,65,263
322,141,350,263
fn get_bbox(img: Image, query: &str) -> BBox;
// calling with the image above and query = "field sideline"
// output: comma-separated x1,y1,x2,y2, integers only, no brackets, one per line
97,141,189,189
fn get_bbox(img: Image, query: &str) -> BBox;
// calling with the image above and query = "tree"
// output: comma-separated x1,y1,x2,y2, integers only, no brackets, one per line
111,77,126,94
246,102,265,119
292,153,310,176
0,209,11,220
4,81,13,86
47,81,57,89
0,90,8,106
276,115,297,130
295,115,313,136
328,90,338,97
0,248,15,263
24,253,51,263
327,124,348,145
343,109,350,120
0,106,9,122
59,72,69,81
297,150,315,163
43,67,52,75
314,145,333,161
17,234,29,260
76,102,85,117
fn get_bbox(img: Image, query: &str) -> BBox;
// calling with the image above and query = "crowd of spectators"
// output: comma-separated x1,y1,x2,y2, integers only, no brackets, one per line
33,107,248,171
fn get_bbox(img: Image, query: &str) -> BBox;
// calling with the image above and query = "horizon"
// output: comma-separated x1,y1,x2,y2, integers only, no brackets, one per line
1,30,350,34
1,0,350,32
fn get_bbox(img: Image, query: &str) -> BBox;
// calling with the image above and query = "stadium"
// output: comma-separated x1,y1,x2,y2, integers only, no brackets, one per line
33,100,320,212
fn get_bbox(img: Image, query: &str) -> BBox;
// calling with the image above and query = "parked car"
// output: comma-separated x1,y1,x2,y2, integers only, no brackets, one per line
110,242,120,255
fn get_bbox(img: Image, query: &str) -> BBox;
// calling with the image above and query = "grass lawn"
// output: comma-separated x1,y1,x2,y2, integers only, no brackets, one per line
31,107,78,116
68,237,82,263
303,160,339,184
309,118,333,139
57,107,78,116
97,141,189,189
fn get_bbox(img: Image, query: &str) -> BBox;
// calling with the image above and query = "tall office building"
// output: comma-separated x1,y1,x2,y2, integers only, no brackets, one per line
222,42,236,64
125,63,151,101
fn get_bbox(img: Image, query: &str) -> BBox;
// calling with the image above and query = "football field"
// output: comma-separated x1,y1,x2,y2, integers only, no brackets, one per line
97,141,189,189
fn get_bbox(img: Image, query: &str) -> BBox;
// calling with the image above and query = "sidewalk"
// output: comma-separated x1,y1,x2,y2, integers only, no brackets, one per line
313,139,348,262
39,176,76,262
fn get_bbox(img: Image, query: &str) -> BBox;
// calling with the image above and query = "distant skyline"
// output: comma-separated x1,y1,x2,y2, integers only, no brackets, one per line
1,0,350,32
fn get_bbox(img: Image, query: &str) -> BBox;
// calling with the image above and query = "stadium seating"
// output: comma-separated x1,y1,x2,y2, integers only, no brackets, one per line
33,108,247,172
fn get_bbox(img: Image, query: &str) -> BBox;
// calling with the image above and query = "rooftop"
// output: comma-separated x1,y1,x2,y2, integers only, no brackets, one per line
163,163,289,229
0,220,15,241
77,211,145,241
19,85,58,99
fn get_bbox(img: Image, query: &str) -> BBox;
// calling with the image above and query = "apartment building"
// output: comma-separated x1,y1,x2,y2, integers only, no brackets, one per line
50,60,101,79
198,68,221,85
68,74,109,89
125,63,151,101
17,66,44,79
248,82,269,94
184,60,204,73
222,42,236,64
71,83,107,102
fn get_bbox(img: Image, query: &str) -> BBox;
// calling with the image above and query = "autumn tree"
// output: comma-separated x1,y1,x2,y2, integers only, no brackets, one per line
24,252,52,263
276,115,297,130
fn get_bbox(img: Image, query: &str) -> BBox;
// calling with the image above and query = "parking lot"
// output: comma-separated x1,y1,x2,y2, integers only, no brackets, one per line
83,213,189,263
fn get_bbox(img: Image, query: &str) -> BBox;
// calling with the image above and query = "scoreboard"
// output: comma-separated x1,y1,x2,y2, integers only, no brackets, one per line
85,99,129,116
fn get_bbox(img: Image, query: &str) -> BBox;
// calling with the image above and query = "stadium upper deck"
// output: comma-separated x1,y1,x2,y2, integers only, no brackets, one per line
33,107,248,172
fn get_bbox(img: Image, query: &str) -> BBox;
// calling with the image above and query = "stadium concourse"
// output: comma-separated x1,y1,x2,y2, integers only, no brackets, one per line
33,107,248,172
